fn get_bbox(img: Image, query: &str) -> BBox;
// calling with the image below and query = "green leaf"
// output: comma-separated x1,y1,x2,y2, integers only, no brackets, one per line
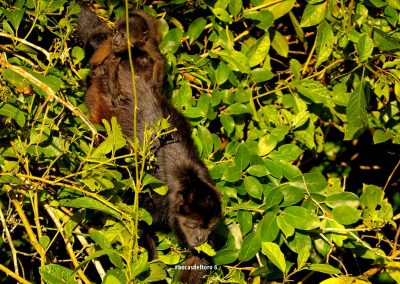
158,254,181,265
287,232,312,253
297,246,310,269
373,28,400,51
332,205,362,225
103,269,126,284
289,11,305,42
247,34,270,67
160,28,183,54
300,2,327,27
39,235,51,250
264,0,296,20
290,59,302,80
279,184,305,207
293,79,330,104
247,165,270,177
21,67,63,94
220,114,235,135
357,34,374,62
229,0,243,16
251,68,274,83
238,232,261,262
235,143,250,170
4,9,25,31
257,126,290,156
243,10,274,30
244,176,263,199
316,20,334,68
222,164,242,182
215,49,251,74
277,215,295,238
89,229,124,269
60,197,121,219
211,8,232,22
269,144,304,162
360,185,393,227
345,83,368,140
265,188,283,209
290,173,328,193
384,6,398,26
0,103,26,127
188,17,207,44
238,211,253,235
39,264,77,284
257,211,279,242
39,0,67,13
145,264,167,282
195,242,217,256
139,208,153,225
324,219,347,247
325,192,360,208
213,249,239,265
197,125,213,157
216,62,231,85
373,129,391,144
283,206,320,230
227,103,252,115
71,46,85,65
106,117,126,151
271,31,289,57
308,263,341,274
261,242,286,273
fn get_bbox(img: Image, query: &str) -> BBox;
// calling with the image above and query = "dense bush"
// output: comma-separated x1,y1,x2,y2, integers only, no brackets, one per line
0,0,399,283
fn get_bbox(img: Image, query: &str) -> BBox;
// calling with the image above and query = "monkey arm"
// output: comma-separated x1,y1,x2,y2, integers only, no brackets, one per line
89,37,113,66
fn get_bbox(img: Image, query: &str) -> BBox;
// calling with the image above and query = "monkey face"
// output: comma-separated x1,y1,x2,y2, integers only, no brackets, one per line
112,29,128,52
176,214,220,247
174,180,222,247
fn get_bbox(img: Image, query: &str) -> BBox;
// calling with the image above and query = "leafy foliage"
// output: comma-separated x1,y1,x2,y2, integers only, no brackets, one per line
0,0,400,283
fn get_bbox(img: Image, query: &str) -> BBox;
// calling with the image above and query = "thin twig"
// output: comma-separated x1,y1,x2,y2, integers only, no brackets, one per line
0,32,51,61
43,204,92,284
6,185,48,265
0,207,19,276
383,159,400,191
0,264,31,284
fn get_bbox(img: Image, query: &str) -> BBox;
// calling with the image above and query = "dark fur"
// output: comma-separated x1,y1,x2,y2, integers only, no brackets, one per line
88,10,164,95
77,8,222,283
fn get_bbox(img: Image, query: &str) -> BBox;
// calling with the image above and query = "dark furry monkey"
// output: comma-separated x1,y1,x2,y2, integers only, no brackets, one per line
77,7,222,284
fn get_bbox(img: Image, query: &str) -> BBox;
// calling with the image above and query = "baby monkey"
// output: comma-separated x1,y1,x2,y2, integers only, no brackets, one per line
89,11,164,94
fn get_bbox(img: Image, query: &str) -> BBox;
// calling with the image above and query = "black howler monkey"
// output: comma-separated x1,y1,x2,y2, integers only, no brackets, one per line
77,7,222,283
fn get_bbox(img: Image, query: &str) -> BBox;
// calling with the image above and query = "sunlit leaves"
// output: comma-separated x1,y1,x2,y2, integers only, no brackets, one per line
160,28,183,54
316,20,334,68
264,0,296,20
357,34,374,62
282,206,320,230
188,17,207,44
215,49,251,74
345,83,368,140
261,242,286,274
247,34,270,67
300,2,327,27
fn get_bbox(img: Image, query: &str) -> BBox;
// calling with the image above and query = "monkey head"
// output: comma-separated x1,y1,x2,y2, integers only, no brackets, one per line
112,14,149,53
171,168,222,248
